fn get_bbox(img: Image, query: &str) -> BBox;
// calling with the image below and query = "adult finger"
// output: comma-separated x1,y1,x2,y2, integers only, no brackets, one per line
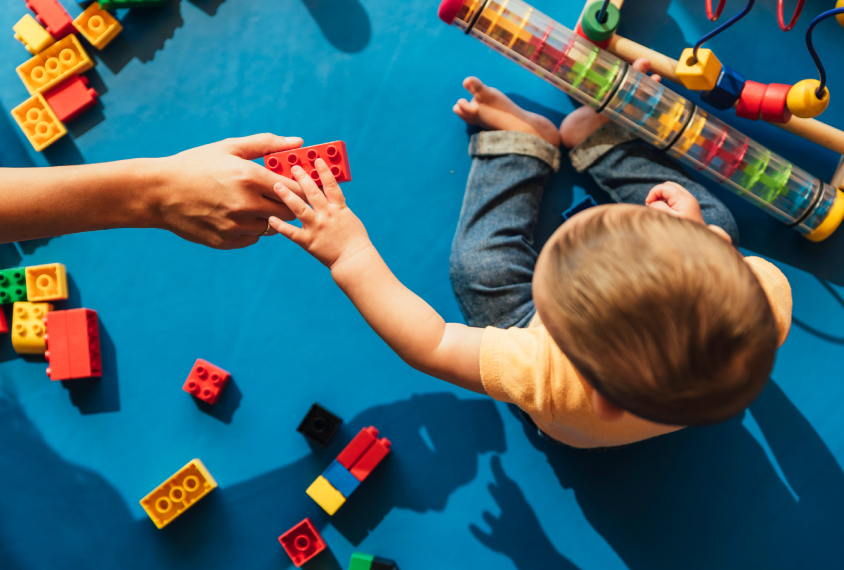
290,165,328,211
269,215,307,246
240,217,278,237
273,182,317,225
227,234,261,249
249,162,305,201
225,133,304,160
314,159,346,205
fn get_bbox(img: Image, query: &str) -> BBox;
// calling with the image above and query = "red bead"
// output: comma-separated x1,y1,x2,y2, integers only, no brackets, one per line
735,80,767,120
760,83,793,123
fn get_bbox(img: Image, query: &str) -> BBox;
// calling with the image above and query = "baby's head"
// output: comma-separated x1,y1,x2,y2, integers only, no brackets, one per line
533,204,779,426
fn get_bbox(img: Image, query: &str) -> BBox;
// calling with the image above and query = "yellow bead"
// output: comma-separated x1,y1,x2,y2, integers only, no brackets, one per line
837,0,844,28
787,79,830,119
675,48,722,91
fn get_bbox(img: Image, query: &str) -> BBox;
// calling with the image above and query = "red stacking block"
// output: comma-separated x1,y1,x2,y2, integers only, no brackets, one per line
736,80,767,121
44,76,98,123
25,0,75,39
45,308,102,380
349,437,391,481
336,426,379,470
278,518,326,567
182,358,230,405
263,141,351,187
0,309,7,334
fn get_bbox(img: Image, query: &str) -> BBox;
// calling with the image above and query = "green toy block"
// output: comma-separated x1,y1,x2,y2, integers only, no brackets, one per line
0,268,27,304
97,0,168,10
349,552,374,570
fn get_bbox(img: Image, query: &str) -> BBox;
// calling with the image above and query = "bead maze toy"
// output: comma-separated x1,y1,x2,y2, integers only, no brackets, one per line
438,0,844,241
140,459,218,529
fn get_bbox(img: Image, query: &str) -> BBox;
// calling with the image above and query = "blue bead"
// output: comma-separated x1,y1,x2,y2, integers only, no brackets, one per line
701,66,746,111
321,460,360,498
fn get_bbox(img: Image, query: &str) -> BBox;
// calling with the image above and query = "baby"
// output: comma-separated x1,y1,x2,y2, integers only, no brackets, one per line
268,59,792,448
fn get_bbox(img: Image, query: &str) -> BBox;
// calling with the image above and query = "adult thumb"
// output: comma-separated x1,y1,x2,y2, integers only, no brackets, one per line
226,133,304,160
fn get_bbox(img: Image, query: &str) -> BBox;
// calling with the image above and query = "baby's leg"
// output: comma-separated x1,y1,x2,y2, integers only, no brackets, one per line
450,78,561,328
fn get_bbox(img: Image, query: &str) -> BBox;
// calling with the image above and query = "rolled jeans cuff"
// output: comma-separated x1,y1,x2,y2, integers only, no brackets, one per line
469,131,561,172
569,122,638,173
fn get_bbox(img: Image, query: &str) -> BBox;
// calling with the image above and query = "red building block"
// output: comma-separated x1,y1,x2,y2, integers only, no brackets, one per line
336,426,379,470
45,308,101,380
263,141,351,187
760,83,793,124
735,80,767,121
183,358,230,404
349,437,391,482
0,309,7,334
25,0,75,39
44,75,98,123
278,518,326,568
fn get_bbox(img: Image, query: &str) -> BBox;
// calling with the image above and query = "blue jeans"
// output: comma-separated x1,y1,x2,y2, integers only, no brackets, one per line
449,125,739,330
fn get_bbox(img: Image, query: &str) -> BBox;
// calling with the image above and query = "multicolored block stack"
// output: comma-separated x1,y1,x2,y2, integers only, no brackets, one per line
1,262,103,381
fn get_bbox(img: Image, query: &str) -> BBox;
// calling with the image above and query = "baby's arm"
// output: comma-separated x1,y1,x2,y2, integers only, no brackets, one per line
269,160,486,394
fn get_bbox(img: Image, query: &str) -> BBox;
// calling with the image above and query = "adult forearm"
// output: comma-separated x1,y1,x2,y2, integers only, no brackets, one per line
0,159,158,243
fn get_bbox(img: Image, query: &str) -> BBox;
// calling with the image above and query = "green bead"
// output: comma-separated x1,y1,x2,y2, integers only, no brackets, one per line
349,552,375,570
581,1,620,42
0,267,27,305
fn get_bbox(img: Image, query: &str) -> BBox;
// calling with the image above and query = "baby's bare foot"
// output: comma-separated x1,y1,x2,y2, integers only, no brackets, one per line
453,77,561,147
559,58,661,149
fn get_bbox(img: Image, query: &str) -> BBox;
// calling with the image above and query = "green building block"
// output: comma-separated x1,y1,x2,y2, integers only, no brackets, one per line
0,268,27,304
349,553,375,570
97,0,168,10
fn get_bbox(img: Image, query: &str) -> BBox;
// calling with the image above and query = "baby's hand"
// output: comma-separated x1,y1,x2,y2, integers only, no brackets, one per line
269,159,372,269
646,182,732,244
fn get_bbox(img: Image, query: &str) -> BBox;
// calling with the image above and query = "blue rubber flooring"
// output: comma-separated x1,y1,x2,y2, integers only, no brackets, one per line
1,0,843,568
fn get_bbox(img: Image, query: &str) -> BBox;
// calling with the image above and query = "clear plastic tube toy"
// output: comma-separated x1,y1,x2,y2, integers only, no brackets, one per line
438,0,844,240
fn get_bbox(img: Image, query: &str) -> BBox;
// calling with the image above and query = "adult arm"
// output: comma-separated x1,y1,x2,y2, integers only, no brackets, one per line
0,133,304,249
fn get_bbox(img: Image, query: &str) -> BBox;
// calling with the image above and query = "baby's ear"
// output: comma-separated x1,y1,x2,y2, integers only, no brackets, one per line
707,225,733,245
591,390,625,422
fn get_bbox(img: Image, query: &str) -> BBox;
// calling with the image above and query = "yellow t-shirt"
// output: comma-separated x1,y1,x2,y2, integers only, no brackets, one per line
479,256,793,448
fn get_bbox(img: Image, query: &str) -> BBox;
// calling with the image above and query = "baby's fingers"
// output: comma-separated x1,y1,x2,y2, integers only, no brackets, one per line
269,215,307,246
314,159,346,205
273,182,316,225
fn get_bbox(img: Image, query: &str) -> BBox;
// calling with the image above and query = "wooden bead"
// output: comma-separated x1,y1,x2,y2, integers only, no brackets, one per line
760,83,793,123
735,80,767,120
581,1,620,42
787,79,830,119
676,48,722,91
837,0,844,28
701,65,745,110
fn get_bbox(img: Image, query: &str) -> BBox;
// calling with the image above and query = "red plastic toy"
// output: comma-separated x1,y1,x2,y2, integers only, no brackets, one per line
278,518,326,567
44,76,98,123
574,21,611,50
336,426,391,481
263,141,351,187
45,308,102,381
760,83,793,124
25,0,75,39
183,358,230,404
0,309,7,334
735,80,767,121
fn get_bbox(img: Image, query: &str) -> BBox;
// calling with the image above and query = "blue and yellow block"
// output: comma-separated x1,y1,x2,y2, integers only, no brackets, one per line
306,460,360,515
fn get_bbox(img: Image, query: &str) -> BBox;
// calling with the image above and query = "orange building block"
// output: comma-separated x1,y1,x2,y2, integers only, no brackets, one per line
140,459,218,529
11,93,66,151
25,262,68,301
16,34,93,95
73,3,122,49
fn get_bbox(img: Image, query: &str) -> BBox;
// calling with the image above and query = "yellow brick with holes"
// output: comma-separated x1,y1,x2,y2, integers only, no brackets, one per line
25,263,68,302
73,3,122,50
675,48,722,91
11,302,53,355
11,93,67,151
140,459,217,529
16,34,94,95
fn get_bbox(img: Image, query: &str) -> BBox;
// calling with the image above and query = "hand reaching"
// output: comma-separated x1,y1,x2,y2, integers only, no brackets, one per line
646,182,732,243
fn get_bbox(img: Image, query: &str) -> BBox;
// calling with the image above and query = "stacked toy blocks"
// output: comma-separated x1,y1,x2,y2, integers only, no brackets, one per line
278,518,327,567
297,403,342,447
183,358,231,404
306,426,391,515
11,302,53,354
264,141,352,187
44,308,102,380
349,552,399,570
140,459,217,529
25,0,75,39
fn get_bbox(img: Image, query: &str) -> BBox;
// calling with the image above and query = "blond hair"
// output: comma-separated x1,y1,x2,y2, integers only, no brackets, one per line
538,206,778,425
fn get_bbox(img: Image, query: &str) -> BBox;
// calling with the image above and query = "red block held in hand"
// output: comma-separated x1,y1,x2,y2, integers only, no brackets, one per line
25,0,75,39
263,141,351,187
183,358,230,405
44,75,98,123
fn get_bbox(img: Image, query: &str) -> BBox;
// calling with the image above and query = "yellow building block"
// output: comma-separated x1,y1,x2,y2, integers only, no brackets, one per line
16,34,94,95
11,93,67,151
73,3,122,50
13,14,55,55
140,459,218,529
306,475,346,515
675,48,722,91
11,302,53,355
25,263,68,302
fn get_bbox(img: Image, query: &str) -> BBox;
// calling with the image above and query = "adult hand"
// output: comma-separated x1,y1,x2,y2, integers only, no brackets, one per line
150,134,305,249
